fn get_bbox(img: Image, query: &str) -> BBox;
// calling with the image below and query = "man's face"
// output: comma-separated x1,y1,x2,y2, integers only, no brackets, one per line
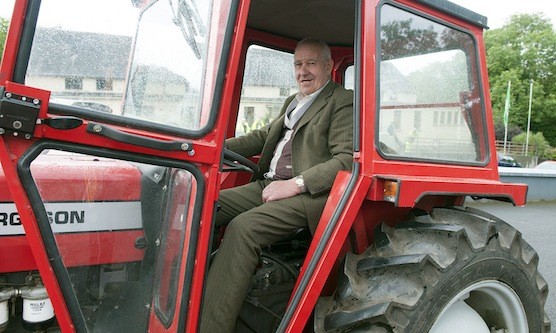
294,44,333,96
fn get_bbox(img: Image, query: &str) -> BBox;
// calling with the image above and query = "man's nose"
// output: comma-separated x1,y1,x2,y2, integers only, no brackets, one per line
298,64,309,74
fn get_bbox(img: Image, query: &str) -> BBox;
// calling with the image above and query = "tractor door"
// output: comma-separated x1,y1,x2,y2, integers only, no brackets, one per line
0,0,246,332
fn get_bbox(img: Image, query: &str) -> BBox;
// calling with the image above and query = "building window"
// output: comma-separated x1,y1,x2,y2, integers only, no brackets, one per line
447,111,453,125
96,78,113,91
65,77,83,90
414,110,422,130
279,87,290,96
440,111,446,124
244,106,255,124
393,110,401,130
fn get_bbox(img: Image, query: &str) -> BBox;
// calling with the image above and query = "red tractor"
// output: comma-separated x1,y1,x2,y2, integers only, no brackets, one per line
0,0,550,332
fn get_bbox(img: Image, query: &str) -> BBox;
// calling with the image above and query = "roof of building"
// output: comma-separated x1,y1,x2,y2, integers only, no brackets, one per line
27,28,132,79
242,47,296,88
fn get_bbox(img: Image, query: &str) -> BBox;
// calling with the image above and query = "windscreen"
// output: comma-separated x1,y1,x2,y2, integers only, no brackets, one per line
25,0,232,133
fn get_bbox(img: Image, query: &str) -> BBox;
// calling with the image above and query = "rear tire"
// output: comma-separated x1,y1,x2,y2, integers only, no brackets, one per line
315,206,551,332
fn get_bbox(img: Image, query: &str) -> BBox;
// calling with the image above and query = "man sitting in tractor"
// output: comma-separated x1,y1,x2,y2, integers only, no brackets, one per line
201,37,354,332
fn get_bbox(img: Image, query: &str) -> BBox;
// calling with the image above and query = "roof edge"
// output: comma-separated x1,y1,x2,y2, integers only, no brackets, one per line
415,0,489,29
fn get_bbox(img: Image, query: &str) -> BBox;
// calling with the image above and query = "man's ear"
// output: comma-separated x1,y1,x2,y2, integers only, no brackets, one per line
326,58,334,74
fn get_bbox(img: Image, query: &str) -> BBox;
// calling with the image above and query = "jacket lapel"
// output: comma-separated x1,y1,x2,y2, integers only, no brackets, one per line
258,82,336,174
258,103,289,173
294,81,335,134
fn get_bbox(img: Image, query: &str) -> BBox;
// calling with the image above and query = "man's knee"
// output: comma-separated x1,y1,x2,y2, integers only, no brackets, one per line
225,215,258,243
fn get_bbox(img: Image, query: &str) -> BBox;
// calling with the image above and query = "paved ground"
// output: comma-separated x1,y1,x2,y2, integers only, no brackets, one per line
466,199,556,327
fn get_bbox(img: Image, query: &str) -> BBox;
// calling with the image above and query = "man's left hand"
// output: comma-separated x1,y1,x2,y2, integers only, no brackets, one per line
262,179,301,203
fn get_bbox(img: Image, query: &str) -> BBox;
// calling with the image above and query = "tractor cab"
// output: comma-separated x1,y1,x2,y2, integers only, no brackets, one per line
0,0,548,332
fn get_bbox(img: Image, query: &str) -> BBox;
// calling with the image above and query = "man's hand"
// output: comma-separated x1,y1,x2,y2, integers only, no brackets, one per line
262,178,301,203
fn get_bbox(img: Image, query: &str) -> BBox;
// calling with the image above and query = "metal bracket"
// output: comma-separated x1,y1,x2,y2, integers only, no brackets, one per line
87,122,194,154
0,87,41,139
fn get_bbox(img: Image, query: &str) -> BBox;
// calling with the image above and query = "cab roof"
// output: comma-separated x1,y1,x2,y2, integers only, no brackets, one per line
246,0,487,47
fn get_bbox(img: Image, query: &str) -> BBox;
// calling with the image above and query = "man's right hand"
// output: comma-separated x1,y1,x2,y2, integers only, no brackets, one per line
261,179,301,203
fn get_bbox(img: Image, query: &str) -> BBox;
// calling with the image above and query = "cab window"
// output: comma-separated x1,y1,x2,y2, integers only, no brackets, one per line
24,0,231,135
377,4,488,164
235,45,295,136
344,65,355,91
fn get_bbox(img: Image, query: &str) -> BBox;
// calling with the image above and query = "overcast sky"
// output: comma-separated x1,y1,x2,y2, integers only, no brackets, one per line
1,0,555,30
450,0,556,29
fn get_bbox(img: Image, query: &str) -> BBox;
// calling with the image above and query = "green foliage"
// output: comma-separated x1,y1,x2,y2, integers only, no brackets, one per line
512,132,551,158
494,121,522,142
485,13,556,147
381,19,440,60
0,18,8,63
544,147,556,160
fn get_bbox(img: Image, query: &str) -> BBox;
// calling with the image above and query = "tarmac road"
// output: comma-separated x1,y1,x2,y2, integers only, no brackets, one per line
466,199,556,327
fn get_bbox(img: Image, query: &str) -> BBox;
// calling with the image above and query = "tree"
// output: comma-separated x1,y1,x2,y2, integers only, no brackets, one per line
494,122,522,142
512,132,551,158
380,19,440,60
0,18,8,63
485,13,556,146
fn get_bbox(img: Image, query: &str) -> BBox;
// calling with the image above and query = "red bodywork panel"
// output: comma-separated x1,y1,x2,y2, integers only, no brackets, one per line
0,151,146,273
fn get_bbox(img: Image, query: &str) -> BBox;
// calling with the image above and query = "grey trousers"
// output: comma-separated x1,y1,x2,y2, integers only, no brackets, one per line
200,179,309,333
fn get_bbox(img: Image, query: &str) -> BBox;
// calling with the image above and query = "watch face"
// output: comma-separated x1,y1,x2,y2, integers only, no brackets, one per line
296,177,304,186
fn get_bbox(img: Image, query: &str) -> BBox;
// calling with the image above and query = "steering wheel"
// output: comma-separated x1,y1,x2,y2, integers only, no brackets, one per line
222,148,260,174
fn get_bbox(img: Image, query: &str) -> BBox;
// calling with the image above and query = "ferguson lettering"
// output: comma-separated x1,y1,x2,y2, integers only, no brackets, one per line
47,210,85,224
0,212,21,226
0,201,142,235
0,210,85,226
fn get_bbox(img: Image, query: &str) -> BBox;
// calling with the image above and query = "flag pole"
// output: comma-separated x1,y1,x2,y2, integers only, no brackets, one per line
525,79,533,156
503,80,511,154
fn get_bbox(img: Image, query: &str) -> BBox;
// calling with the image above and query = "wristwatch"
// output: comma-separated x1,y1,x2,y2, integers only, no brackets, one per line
294,175,306,192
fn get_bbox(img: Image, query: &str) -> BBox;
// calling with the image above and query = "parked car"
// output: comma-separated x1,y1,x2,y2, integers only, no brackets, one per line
497,153,521,167
535,161,556,170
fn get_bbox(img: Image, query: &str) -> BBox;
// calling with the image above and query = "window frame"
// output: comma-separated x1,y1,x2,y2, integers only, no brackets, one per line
375,1,489,166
